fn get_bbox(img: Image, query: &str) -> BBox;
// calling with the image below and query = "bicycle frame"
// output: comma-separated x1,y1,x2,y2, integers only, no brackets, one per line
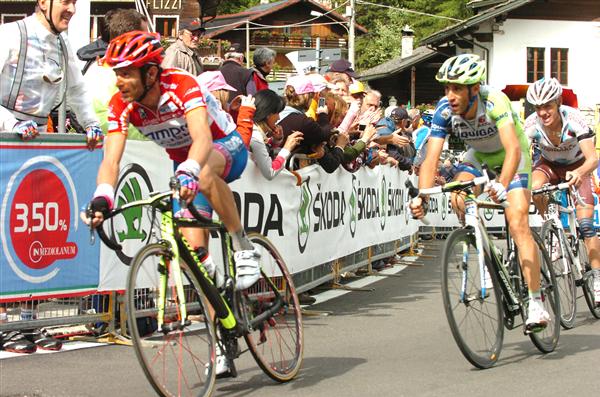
407,177,524,316
541,185,586,280
95,188,287,337
462,193,522,314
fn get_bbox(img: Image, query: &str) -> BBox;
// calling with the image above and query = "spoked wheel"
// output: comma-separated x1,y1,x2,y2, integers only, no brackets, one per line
578,240,600,319
441,228,504,369
126,243,217,397
241,233,303,382
541,222,576,329
529,231,561,353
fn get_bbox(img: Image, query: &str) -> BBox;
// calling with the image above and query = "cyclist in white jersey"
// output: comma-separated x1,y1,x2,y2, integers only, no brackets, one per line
526,77,600,306
411,54,550,330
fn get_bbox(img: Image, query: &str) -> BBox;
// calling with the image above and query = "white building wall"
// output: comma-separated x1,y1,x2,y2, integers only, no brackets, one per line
490,19,600,109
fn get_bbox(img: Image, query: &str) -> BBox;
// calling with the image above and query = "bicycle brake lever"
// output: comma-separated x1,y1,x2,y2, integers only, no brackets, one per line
85,206,96,245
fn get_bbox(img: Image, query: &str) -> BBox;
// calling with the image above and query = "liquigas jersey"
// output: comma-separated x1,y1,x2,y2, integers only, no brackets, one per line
430,85,526,153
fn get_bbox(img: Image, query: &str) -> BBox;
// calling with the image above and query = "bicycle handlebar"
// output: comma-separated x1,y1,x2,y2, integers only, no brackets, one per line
88,177,216,252
531,182,587,206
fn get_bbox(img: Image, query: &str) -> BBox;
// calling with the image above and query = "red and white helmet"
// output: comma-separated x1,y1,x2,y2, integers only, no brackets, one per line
526,77,563,106
102,31,164,69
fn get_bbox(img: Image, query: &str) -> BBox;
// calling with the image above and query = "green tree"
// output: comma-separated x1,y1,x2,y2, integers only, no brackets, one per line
355,0,471,71
216,0,261,15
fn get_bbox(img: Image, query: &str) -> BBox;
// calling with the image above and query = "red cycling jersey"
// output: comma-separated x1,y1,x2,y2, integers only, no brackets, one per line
106,69,228,162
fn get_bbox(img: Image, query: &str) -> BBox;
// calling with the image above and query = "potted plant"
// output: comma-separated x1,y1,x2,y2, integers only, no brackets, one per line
252,30,271,40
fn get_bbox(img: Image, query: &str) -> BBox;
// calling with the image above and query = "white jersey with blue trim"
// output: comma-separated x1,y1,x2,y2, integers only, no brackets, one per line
525,105,593,165
429,85,522,154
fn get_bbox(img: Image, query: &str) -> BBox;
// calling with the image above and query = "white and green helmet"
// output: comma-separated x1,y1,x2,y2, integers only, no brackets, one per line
436,54,486,85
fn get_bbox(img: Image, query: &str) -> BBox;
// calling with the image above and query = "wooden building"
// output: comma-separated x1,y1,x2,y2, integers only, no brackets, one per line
361,0,600,110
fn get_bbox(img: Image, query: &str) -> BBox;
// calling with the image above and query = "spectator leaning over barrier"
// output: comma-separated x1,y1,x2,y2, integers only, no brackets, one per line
196,70,256,154
279,75,346,173
355,89,382,132
80,8,148,141
0,0,101,149
249,47,275,94
250,89,303,179
219,43,253,103
390,107,417,169
161,18,204,75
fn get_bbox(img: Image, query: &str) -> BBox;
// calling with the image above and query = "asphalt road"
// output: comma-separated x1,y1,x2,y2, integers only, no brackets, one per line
1,240,599,397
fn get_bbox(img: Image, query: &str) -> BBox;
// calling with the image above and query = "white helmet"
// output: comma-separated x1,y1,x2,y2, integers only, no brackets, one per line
526,77,562,106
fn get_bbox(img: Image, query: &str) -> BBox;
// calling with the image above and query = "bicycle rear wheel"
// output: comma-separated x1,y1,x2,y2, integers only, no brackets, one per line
529,231,561,353
241,233,303,382
541,222,576,329
578,239,600,318
126,243,217,397
441,228,504,369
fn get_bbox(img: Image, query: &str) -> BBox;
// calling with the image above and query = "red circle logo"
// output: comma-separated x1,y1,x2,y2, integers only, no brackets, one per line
9,169,77,269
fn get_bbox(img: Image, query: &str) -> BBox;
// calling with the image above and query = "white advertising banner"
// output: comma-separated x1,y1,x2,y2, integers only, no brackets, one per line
98,141,419,291
421,191,545,229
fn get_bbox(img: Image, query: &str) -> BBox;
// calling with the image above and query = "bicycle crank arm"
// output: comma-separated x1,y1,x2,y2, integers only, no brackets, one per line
161,319,192,334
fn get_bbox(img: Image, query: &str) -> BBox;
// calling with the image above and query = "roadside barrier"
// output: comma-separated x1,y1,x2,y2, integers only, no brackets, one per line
0,133,417,336
6,133,594,337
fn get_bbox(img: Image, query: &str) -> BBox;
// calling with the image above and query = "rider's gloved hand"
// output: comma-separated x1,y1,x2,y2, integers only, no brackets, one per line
13,120,39,141
487,181,507,203
175,159,201,202
82,184,114,228
409,197,429,219
85,125,103,151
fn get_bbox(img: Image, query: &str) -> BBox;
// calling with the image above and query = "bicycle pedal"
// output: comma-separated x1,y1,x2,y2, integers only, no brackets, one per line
524,322,547,335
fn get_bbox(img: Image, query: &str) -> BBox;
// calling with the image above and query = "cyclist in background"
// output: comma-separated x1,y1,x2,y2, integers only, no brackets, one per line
525,77,600,306
84,31,260,291
410,54,551,331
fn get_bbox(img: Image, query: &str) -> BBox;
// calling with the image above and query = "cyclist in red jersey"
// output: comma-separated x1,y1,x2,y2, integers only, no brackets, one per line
84,31,260,290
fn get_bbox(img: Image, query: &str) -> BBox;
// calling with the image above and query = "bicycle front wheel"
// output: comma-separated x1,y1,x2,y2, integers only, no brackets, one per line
241,233,303,382
541,222,576,329
529,230,561,353
578,239,600,318
126,243,217,397
441,228,504,369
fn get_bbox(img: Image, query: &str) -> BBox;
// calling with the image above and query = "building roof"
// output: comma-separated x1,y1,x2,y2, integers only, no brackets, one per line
204,0,367,38
359,46,437,81
421,0,533,46
466,0,507,9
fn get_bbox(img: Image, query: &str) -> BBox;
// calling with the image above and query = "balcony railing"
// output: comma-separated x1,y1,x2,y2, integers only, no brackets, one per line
251,36,347,49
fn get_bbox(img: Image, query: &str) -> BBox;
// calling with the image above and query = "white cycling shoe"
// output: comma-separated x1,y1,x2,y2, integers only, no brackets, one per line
234,248,261,290
205,345,231,378
525,299,550,333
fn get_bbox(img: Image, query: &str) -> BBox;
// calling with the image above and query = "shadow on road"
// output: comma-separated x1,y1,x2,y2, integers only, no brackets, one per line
214,356,367,396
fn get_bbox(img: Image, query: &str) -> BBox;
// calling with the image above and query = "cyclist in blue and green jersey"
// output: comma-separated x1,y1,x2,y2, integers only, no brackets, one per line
410,54,550,331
